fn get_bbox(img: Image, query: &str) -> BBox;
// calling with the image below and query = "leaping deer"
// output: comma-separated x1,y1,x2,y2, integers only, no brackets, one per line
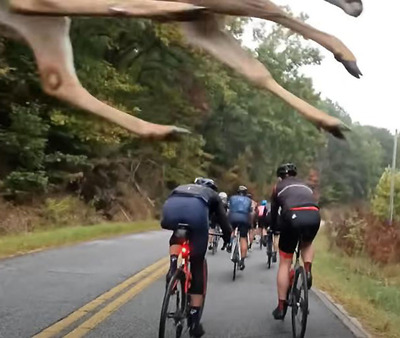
0,0,363,139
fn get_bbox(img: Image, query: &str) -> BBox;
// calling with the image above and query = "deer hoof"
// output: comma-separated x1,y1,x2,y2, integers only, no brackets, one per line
322,121,351,139
335,57,363,79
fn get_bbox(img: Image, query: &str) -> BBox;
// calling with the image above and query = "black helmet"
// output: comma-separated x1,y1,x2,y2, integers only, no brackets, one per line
194,177,218,191
237,185,248,195
277,163,297,179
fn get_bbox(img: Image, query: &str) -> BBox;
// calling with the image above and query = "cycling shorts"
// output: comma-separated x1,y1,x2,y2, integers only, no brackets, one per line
161,196,208,257
229,212,250,238
279,207,320,256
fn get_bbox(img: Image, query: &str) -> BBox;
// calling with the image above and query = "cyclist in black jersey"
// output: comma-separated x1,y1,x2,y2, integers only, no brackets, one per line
270,163,321,320
161,177,232,337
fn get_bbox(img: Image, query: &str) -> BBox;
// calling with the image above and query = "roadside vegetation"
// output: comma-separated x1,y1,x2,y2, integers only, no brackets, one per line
0,220,159,259
314,228,400,338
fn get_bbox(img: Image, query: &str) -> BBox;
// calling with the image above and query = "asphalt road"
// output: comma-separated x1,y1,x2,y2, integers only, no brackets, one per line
0,230,359,338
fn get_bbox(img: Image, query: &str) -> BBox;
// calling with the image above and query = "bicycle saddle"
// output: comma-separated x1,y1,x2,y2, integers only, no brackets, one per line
173,223,190,239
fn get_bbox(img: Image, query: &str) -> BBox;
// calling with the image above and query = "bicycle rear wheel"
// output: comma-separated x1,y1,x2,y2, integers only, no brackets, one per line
159,270,187,338
232,243,238,281
291,266,309,338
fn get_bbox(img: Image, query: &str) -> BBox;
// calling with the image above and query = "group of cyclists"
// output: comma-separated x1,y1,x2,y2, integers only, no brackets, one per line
160,163,321,337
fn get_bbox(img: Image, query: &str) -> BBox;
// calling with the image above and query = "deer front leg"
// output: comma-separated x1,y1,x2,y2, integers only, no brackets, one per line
179,0,362,78
9,0,204,20
180,14,349,139
0,11,189,138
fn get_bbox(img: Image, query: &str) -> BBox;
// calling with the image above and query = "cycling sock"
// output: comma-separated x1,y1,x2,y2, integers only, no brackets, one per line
189,306,201,327
278,299,287,311
170,254,178,271
304,262,312,273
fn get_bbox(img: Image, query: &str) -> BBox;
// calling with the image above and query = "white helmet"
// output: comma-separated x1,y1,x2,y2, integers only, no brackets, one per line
218,192,228,204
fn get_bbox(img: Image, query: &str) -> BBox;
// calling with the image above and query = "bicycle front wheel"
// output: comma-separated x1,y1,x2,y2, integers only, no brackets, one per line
159,270,187,338
291,266,309,338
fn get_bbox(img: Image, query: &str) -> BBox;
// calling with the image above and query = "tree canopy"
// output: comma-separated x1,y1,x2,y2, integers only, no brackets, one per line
0,16,395,217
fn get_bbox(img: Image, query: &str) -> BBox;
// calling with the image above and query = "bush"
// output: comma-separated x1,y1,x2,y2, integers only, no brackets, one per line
325,206,400,264
42,196,100,227
371,168,400,222
325,206,367,256
3,170,48,194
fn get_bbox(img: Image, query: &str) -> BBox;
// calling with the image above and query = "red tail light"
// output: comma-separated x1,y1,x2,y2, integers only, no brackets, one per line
182,245,189,255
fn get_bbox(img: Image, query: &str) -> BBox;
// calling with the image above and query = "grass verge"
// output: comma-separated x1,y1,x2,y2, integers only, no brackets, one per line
314,229,400,338
0,220,160,260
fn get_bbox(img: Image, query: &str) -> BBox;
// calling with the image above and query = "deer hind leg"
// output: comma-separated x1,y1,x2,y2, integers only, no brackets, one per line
181,0,362,78
9,0,204,20
180,14,349,139
0,10,189,138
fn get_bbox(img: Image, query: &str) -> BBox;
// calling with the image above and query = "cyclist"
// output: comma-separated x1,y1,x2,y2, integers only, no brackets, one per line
219,192,229,212
257,200,268,241
208,191,228,250
218,192,230,250
270,163,320,320
227,185,253,270
247,193,257,251
161,177,232,337
263,208,279,263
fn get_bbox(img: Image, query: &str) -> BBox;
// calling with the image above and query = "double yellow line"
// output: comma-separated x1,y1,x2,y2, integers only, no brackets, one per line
34,257,169,338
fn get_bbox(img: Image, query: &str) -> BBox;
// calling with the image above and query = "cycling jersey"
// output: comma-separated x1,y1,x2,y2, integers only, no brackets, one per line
270,176,318,231
257,205,268,218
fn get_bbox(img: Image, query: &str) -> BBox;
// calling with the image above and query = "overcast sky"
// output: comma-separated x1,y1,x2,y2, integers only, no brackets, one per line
242,0,398,133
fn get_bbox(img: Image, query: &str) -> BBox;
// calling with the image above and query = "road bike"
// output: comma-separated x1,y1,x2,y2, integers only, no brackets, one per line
265,228,274,269
158,224,208,338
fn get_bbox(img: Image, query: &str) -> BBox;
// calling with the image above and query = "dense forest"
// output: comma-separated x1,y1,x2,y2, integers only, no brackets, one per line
0,15,396,229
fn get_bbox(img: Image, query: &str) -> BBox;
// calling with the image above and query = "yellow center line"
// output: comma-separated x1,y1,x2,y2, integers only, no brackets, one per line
33,256,169,338
64,265,168,338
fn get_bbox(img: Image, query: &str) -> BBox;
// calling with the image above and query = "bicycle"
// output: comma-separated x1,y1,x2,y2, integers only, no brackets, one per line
258,223,263,251
286,239,309,338
265,228,274,269
230,227,241,281
159,224,208,338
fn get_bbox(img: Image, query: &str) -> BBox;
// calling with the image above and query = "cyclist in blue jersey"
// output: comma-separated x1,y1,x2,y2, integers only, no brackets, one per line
227,185,253,270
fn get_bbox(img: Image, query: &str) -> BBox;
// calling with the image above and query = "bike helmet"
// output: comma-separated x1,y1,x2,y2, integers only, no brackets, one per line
276,163,297,179
194,177,218,191
237,185,248,195
218,192,228,204
261,200,267,206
